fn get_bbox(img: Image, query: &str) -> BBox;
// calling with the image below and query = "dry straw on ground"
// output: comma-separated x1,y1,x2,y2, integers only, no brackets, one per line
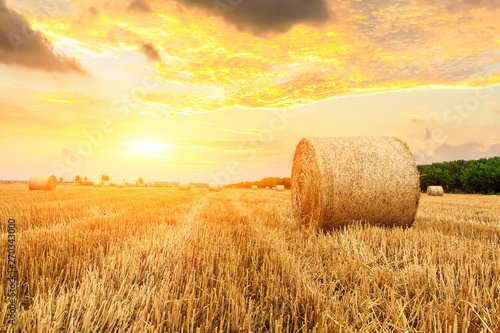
276,185,285,192
28,174,57,191
291,137,420,229
427,186,444,196
179,182,191,190
209,182,221,192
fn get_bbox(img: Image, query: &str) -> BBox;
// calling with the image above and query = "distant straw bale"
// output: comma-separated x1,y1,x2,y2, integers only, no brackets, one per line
209,182,221,192
28,174,57,191
427,186,444,196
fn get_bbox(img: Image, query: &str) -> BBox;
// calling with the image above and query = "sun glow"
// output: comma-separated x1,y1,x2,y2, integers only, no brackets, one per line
123,140,165,154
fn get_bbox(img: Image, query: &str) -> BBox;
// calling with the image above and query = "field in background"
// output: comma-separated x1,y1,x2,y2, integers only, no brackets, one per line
1,185,499,332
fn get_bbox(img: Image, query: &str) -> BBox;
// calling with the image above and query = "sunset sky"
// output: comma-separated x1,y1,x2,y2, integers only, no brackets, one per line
1,0,499,184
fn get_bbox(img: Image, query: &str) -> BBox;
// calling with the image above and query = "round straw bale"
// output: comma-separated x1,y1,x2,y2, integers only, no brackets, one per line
232,186,236,189
209,182,221,192
265,186,269,189
291,137,420,229
179,182,191,190
427,186,444,196
276,185,285,192
28,174,57,191
252,185,258,190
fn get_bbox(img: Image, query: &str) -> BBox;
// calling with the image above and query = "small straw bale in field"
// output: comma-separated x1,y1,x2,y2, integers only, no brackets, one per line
179,182,191,190
427,186,444,196
291,137,420,230
147,181,154,187
94,181,103,187
117,182,127,188
191,185,195,188
252,185,258,190
103,181,110,187
209,182,221,192
28,174,57,191
272,186,276,190
266,186,269,189
276,185,285,192
232,186,236,189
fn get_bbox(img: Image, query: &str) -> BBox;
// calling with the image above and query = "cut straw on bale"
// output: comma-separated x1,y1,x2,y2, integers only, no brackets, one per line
28,174,57,191
179,182,191,190
427,186,444,196
209,182,221,192
252,185,258,190
276,185,285,192
291,137,420,230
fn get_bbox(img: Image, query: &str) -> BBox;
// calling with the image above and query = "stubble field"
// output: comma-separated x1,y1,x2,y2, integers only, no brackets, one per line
1,184,499,332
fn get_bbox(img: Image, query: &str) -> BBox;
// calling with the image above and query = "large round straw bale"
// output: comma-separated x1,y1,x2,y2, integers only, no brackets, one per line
179,182,191,190
427,186,444,196
252,185,258,190
28,174,57,191
291,137,420,229
209,182,221,192
276,185,285,192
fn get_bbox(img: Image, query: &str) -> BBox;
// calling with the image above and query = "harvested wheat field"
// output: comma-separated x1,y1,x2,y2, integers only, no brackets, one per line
1,184,500,332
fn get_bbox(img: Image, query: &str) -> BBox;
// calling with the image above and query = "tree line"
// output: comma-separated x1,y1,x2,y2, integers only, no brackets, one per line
229,177,291,189
418,157,500,195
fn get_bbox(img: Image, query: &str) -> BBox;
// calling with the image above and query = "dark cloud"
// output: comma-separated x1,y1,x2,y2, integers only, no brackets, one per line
0,0,86,74
424,128,431,140
128,0,152,13
139,42,162,63
175,0,330,34
89,6,99,17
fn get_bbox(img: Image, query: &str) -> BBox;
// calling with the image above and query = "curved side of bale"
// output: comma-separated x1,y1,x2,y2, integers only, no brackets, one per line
179,182,191,190
209,182,221,192
28,174,57,191
276,185,285,192
427,186,444,196
291,137,420,230
252,185,258,190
